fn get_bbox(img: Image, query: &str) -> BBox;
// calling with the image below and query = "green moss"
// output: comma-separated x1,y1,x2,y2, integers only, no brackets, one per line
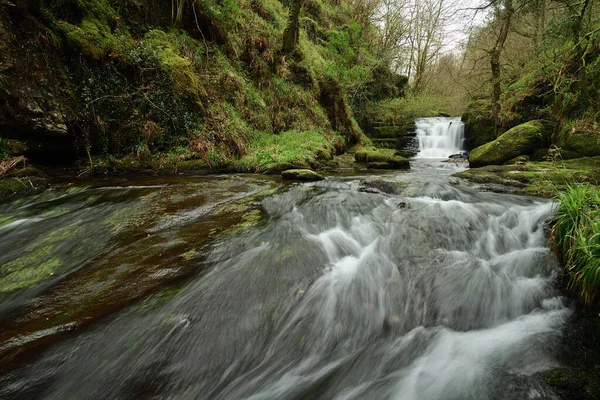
455,156,600,197
234,130,337,172
222,209,265,236
557,120,600,157
281,169,324,181
0,179,25,203
462,99,495,149
0,225,83,292
469,121,549,167
354,148,410,169
139,30,202,98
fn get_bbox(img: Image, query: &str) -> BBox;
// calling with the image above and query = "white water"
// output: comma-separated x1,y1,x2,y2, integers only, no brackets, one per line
0,163,569,400
415,117,465,158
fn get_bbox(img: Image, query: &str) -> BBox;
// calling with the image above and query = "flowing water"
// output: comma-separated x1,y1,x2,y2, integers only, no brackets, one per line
0,158,570,399
415,117,465,158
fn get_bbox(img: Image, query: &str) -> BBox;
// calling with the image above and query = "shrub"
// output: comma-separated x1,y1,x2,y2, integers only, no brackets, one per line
553,184,600,306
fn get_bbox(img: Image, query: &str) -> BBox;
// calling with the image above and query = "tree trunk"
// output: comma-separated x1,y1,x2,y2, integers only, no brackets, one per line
282,0,304,54
489,0,514,136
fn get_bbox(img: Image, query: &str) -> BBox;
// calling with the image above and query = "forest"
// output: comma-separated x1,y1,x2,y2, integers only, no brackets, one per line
0,0,600,398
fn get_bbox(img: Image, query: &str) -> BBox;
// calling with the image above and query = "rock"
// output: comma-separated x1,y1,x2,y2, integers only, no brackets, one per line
468,121,549,168
359,179,406,195
355,148,410,169
504,155,529,165
265,163,306,174
367,159,409,169
557,121,600,157
461,100,495,150
449,151,469,159
281,169,324,181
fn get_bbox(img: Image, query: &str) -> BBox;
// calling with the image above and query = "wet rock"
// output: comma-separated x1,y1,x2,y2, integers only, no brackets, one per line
359,179,406,195
281,169,324,181
449,151,469,159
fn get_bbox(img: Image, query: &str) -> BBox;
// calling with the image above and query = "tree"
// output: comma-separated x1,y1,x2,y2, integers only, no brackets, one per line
489,0,514,135
408,0,447,93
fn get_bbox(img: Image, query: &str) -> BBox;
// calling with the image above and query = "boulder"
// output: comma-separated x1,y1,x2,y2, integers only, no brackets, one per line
557,121,600,158
504,155,530,165
469,121,549,168
354,148,410,169
281,169,324,181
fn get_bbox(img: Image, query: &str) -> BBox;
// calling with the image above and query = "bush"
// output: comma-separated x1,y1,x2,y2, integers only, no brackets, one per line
553,184,600,306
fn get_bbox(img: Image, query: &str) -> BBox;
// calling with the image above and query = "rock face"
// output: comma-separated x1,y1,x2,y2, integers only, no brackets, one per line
281,169,324,181
462,100,495,150
0,5,77,164
468,121,549,168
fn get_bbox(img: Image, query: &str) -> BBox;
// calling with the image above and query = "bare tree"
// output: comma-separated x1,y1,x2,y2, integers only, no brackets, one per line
407,0,447,93
489,0,514,134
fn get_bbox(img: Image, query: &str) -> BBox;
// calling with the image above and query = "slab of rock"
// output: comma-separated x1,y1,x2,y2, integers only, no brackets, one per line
281,169,324,181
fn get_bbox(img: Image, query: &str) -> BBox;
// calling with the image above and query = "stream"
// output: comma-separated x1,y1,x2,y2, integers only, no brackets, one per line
0,118,570,399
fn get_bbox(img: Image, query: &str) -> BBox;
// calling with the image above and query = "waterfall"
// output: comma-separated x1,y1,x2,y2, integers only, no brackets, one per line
415,117,465,158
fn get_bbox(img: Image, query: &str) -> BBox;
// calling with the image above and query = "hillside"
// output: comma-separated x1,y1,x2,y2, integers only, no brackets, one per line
0,0,413,177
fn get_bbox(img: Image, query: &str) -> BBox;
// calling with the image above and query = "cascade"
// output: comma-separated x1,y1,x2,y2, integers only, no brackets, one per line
415,117,465,158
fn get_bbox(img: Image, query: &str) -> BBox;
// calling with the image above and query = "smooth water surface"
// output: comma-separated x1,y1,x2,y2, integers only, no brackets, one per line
0,161,569,400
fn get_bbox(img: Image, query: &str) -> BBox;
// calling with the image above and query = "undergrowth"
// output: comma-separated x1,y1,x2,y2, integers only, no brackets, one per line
553,184,600,306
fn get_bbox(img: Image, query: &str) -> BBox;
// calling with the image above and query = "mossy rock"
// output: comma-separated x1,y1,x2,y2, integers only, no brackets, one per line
281,169,324,181
0,178,44,204
504,155,529,165
366,158,409,169
557,121,600,157
469,120,549,168
355,148,410,169
543,368,597,400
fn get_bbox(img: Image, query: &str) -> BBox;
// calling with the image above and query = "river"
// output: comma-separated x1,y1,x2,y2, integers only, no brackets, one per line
0,118,570,399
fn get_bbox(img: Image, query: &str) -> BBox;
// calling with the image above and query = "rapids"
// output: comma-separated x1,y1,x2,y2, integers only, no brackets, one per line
0,159,569,400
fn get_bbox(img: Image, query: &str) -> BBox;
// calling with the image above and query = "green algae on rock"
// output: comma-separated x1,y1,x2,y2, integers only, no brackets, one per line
281,169,325,181
354,148,410,169
468,121,549,168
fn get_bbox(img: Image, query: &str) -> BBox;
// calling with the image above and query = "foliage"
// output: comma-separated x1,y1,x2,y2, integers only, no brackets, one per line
0,138,10,160
553,184,600,306
234,130,338,172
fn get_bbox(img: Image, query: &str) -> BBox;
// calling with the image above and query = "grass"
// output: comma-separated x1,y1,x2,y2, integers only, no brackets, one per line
234,130,338,172
553,184,600,306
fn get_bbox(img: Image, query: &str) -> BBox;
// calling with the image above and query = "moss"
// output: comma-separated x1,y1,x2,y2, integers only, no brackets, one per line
281,169,324,181
234,130,337,172
0,225,83,292
468,120,549,168
455,156,600,197
0,178,43,204
557,120,600,157
222,209,265,236
462,100,495,149
139,30,202,98
354,147,410,169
